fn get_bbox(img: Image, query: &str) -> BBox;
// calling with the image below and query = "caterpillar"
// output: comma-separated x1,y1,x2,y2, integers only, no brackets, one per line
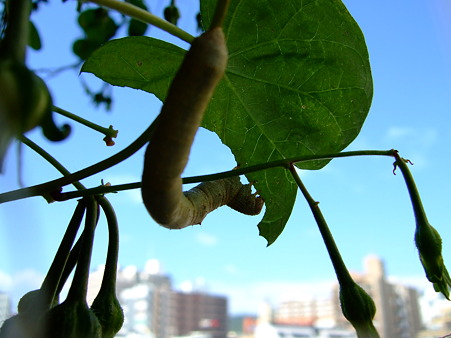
141,4,264,229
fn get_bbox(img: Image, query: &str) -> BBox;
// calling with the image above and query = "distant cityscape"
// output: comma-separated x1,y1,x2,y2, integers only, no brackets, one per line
1,255,451,337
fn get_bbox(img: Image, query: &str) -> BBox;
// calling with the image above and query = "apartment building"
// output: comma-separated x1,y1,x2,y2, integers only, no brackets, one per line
272,255,422,338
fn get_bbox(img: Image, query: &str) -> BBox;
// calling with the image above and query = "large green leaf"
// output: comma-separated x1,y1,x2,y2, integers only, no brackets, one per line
81,0,372,245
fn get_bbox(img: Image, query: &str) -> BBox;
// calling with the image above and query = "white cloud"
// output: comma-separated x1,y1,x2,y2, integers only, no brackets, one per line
224,264,239,275
0,271,12,291
387,274,431,290
383,126,438,169
386,126,415,140
0,269,44,312
385,126,438,148
0,269,43,294
195,232,219,246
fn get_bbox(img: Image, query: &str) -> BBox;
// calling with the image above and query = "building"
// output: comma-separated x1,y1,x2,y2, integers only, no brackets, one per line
228,315,257,336
257,301,355,338
104,260,173,337
90,259,229,338
274,297,336,327
0,292,11,324
416,287,451,337
171,291,228,338
271,256,422,338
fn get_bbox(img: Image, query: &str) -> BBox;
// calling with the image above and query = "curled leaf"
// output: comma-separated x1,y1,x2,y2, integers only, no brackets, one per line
39,110,71,142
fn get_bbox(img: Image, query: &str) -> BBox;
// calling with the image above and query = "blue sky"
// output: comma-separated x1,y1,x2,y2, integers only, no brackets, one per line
1,0,451,315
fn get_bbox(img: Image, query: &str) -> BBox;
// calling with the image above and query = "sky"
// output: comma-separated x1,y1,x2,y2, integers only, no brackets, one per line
1,0,451,316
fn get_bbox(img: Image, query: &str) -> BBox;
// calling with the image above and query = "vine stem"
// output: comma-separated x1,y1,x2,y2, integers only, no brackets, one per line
0,117,159,203
51,149,397,202
52,106,118,141
392,151,428,224
0,149,397,203
19,135,86,192
96,196,119,293
86,0,195,44
39,199,86,308
288,164,354,286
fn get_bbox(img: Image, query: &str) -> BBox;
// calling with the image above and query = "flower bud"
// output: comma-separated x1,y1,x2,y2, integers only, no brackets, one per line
415,220,451,299
340,282,380,338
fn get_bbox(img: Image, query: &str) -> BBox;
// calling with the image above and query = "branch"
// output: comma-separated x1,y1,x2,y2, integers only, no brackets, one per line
87,0,194,43
1,149,397,203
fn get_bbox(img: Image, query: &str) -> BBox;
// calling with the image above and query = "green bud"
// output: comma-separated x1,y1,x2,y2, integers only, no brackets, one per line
415,220,451,299
39,197,101,338
39,300,102,338
0,313,37,338
91,294,124,338
394,155,451,300
164,5,180,26
339,282,380,338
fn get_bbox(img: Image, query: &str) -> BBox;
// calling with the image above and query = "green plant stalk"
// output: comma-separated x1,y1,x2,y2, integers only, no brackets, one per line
394,152,451,298
87,0,194,43
55,233,84,298
92,195,124,337
0,149,395,203
52,106,118,140
289,164,379,337
95,196,119,293
66,196,97,303
39,199,87,308
0,117,159,203
19,135,86,191
38,196,102,338
393,153,427,224
288,164,353,286
50,149,397,202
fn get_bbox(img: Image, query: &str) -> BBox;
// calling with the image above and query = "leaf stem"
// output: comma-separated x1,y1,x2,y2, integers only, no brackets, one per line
50,149,397,202
52,106,118,141
288,164,353,286
87,0,195,43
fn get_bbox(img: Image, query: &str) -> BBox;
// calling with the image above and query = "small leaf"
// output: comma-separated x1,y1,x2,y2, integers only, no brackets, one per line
128,19,148,36
28,20,41,50
73,39,100,60
164,5,180,26
78,8,118,43
126,0,149,36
